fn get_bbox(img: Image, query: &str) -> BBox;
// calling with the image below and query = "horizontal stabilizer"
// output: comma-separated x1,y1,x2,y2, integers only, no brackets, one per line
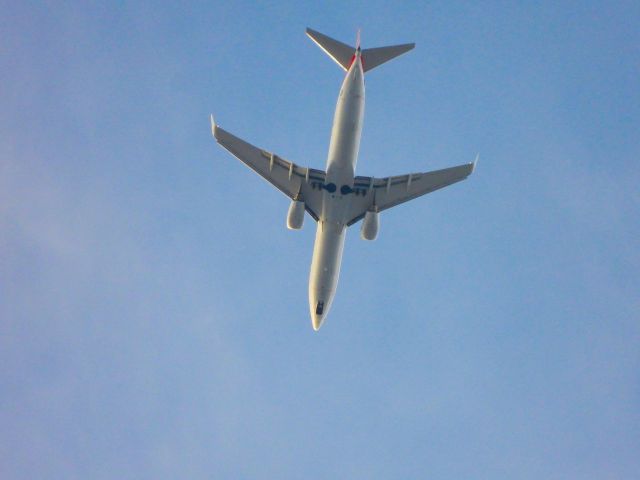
306,28,354,71
307,27,414,73
362,43,415,72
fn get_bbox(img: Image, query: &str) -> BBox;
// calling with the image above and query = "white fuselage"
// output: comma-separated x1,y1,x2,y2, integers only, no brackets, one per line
308,52,365,330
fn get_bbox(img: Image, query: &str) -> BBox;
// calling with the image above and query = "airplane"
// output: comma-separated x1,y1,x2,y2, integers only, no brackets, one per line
211,28,476,331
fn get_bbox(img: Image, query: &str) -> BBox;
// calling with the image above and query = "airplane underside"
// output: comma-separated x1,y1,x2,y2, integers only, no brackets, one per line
211,28,476,330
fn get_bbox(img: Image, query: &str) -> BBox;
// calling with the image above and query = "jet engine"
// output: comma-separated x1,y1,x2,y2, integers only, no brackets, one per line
360,210,379,240
287,200,305,230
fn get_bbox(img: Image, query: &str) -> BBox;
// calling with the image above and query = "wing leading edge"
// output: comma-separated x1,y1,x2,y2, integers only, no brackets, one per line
345,161,476,226
211,117,326,221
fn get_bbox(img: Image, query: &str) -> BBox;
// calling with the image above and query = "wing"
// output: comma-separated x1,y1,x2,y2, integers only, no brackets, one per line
211,117,326,221
345,162,476,226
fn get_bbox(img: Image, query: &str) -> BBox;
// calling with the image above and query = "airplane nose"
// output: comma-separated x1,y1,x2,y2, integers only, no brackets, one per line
309,297,328,331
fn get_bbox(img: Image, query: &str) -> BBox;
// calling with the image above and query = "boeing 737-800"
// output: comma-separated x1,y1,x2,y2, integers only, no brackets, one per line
211,28,475,330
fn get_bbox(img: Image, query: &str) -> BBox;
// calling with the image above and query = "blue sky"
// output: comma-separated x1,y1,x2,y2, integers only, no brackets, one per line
1,1,639,478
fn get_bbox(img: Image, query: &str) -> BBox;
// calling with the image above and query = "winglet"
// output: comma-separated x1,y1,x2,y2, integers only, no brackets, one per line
471,153,479,173
210,114,217,138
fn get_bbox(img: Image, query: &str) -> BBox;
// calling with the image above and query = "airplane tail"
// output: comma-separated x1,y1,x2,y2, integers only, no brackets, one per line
306,28,414,73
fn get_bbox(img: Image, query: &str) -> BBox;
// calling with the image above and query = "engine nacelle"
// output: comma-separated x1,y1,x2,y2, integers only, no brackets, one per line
360,210,379,240
287,200,305,230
